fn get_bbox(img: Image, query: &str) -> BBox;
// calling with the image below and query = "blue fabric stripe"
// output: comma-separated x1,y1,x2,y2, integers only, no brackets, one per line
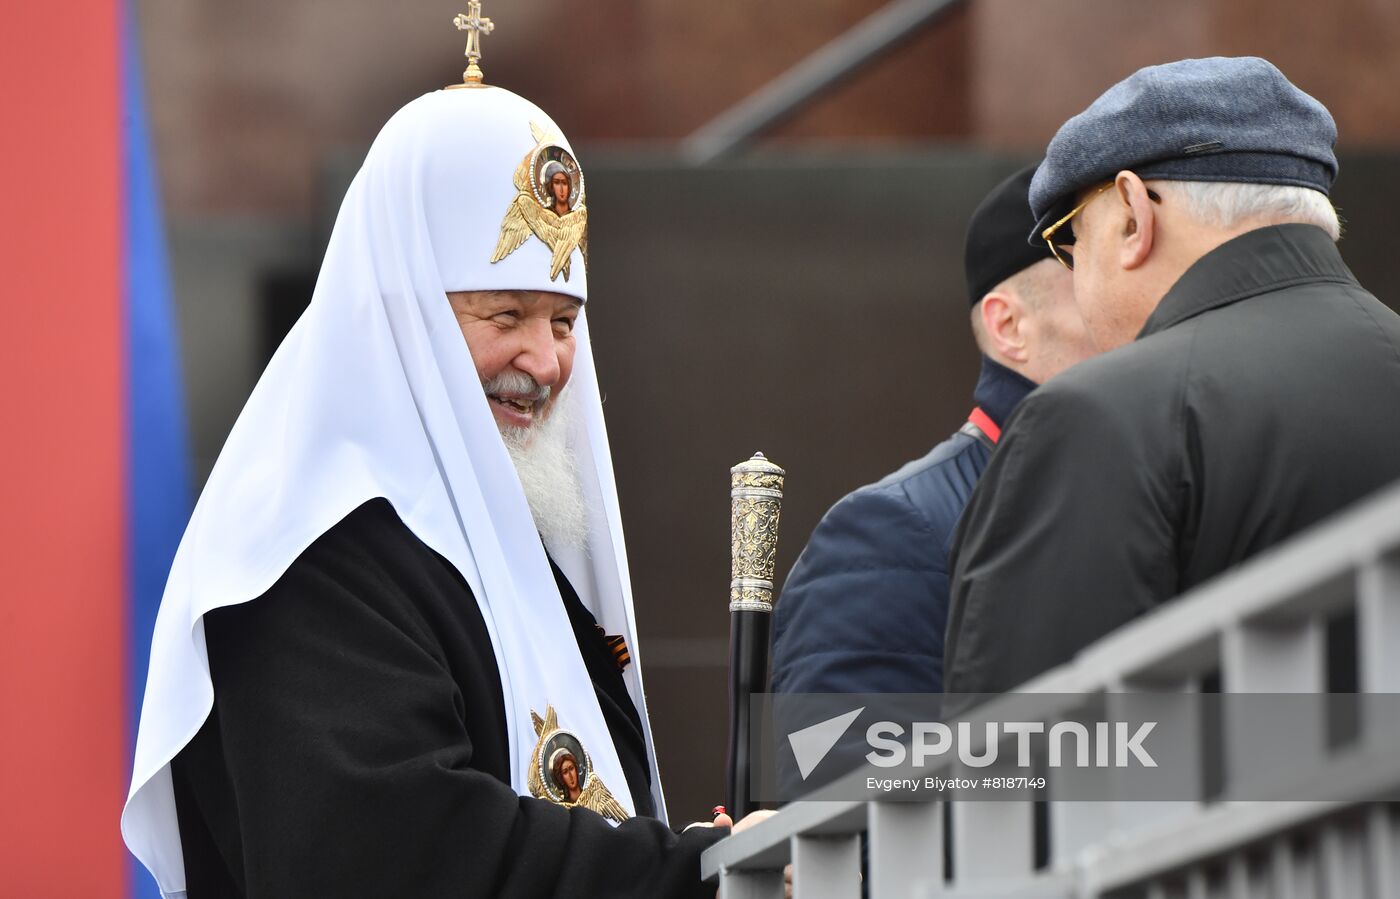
124,3,192,896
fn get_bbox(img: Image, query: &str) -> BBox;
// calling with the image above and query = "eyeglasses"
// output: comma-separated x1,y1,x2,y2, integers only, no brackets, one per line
1041,182,1162,271
1041,183,1112,270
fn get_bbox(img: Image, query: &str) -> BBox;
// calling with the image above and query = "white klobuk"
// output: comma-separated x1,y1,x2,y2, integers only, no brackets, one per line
122,86,665,897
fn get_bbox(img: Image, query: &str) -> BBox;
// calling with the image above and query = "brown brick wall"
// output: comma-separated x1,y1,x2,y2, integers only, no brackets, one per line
141,0,1400,214
972,0,1400,153
141,0,970,217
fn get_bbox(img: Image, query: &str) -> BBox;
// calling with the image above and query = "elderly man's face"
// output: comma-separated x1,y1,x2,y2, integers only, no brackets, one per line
447,289,581,432
1064,176,1165,350
1061,186,1112,322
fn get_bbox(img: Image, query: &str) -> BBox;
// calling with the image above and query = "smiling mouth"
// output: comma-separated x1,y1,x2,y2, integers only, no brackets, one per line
483,371,551,424
490,394,543,417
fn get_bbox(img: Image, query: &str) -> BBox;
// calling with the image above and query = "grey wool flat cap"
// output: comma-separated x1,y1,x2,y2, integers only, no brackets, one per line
1028,57,1338,245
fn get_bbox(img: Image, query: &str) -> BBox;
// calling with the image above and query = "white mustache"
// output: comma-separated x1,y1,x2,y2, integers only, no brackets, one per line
483,370,551,405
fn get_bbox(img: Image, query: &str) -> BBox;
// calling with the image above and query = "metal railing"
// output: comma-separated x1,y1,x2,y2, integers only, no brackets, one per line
679,0,967,165
703,480,1400,897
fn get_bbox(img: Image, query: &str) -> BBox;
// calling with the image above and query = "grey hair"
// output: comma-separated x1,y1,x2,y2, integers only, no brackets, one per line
1153,180,1341,241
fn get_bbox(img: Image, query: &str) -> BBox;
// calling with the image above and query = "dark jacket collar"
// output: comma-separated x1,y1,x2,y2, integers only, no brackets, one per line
973,356,1037,429
1140,223,1357,339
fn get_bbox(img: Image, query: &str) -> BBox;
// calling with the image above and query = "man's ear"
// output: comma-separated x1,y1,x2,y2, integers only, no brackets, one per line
1115,171,1156,270
980,291,1029,364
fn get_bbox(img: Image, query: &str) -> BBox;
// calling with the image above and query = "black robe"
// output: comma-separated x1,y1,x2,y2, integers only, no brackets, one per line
171,498,723,898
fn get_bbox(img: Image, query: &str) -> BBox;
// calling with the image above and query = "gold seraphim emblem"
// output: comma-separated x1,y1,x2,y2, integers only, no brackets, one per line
527,705,629,823
491,123,588,282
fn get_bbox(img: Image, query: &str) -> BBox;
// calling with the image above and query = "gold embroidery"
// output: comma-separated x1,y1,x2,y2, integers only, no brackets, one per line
527,705,629,823
491,123,588,282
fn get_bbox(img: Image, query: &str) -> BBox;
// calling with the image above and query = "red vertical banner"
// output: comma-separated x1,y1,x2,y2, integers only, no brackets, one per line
0,1,128,893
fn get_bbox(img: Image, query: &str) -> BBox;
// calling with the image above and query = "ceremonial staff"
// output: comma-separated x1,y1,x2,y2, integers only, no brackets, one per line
726,452,785,818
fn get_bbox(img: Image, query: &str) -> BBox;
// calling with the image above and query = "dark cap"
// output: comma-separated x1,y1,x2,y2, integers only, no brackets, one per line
965,165,1053,306
1028,56,1338,244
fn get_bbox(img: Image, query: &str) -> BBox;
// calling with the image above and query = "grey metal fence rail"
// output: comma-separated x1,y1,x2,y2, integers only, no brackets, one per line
678,0,967,165
702,480,1400,898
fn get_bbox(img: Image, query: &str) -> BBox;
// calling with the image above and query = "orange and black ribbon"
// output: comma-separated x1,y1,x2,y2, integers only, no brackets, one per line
595,625,631,672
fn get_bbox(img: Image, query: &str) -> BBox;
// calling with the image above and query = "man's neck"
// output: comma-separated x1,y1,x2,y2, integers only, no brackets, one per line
1151,216,1316,316
973,356,1038,428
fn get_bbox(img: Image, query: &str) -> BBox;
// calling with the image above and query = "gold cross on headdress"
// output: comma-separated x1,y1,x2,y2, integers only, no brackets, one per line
452,0,494,85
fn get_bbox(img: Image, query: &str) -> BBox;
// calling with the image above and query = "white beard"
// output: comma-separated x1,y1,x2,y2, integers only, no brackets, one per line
495,381,589,552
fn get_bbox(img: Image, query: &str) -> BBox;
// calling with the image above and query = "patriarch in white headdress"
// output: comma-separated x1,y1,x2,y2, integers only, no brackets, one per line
122,76,679,895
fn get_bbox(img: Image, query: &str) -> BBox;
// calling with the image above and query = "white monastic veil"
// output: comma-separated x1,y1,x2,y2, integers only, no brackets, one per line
122,87,666,897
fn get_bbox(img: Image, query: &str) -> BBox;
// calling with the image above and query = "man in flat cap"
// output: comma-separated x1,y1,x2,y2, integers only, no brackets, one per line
772,166,1097,708
946,57,1400,695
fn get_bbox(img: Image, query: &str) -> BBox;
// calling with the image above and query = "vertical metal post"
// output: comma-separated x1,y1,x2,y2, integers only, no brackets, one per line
867,801,942,899
1367,804,1398,899
1320,821,1364,899
1185,866,1208,899
718,868,786,899
1226,852,1251,899
1047,798,1104,870
1106,682,1202,836
1223,614,1327,692
1270,837,1298,899
1047,695,1111,866
1358,554,1400,691
950,795,1033,884
1222,615,1327,793
791,834,861,899
1359,556,1400,758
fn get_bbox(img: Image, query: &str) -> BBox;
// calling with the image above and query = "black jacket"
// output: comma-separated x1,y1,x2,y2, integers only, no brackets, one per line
171,498,723,898
771,358,1034,696
946,224,1400,694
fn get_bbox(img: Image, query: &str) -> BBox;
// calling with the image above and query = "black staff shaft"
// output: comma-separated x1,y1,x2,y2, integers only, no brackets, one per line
725,608,771,819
